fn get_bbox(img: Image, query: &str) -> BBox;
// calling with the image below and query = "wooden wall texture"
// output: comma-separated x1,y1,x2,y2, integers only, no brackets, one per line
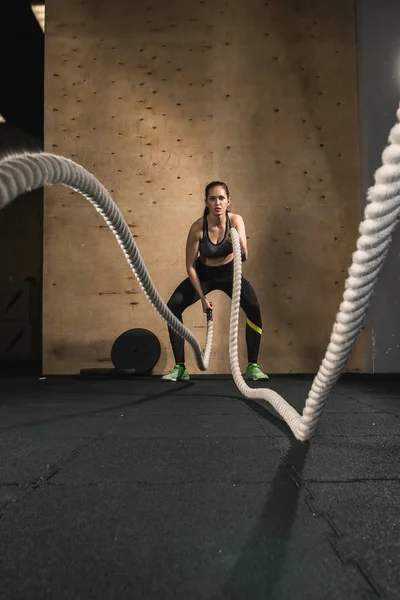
44,0,364,374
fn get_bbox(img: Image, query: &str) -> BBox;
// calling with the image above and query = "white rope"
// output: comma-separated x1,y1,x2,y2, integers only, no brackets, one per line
1,104,400,441
0,152,213,371
227,105,400,440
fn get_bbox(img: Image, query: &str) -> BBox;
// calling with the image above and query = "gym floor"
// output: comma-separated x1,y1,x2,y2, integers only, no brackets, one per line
0,373,399,599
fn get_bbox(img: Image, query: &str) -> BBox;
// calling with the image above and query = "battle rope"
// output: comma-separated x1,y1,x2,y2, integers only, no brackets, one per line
1,105,400,440
0,153,213,370
227,104,400,440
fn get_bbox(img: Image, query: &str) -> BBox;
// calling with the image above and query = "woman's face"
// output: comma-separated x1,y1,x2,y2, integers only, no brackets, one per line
205,186,231,217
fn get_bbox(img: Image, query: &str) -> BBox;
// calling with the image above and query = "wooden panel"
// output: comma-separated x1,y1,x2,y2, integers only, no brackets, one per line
44,0,364,375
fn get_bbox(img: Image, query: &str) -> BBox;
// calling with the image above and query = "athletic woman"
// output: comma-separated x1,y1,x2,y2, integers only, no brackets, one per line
162,181,269,382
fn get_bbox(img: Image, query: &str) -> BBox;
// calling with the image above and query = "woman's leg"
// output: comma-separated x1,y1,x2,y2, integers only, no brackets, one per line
240,278,263,364
219,275,264,365
166,278,200,364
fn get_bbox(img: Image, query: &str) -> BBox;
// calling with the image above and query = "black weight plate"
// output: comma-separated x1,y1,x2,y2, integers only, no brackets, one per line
111,328,161,374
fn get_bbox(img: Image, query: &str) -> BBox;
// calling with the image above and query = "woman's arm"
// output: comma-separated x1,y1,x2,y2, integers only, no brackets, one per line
231,214,248,261
185,222,212,312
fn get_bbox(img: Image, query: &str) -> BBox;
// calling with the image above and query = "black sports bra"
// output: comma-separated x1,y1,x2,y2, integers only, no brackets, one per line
198,214,232,259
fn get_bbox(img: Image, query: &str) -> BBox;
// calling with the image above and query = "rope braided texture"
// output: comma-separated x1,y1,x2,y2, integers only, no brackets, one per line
230,105,400,440
0,152,213,371
1,103,400,441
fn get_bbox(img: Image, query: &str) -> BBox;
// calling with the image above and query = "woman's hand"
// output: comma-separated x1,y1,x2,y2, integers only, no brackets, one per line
201,297,213,313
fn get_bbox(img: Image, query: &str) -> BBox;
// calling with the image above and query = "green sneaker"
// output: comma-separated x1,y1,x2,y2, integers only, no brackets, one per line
244,363,269,381
161,364,190,382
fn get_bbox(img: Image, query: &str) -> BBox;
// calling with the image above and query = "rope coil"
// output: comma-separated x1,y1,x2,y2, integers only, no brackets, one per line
1,105,400,441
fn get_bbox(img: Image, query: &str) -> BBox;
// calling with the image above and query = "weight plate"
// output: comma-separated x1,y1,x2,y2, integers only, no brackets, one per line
111,328,161,373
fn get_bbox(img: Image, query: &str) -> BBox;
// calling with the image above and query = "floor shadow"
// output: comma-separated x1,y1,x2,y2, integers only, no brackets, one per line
214,438,310,599
0,376,299,440
0,381,194,432
240,395,293,437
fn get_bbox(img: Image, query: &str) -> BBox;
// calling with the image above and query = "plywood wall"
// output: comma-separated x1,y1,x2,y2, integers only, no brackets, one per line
44,0,364,375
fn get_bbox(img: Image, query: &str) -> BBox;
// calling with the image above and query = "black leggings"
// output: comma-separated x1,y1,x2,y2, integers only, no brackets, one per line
166,259,263,365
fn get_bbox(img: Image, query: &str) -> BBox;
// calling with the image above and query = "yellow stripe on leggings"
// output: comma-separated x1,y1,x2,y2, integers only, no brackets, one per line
246,318,262,335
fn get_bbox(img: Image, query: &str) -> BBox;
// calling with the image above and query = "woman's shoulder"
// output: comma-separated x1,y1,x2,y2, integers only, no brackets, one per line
228,212,244,225
188,217,203,237
192,216,203,229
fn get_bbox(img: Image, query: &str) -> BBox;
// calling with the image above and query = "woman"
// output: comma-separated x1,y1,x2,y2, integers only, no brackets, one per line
162,181,269,382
